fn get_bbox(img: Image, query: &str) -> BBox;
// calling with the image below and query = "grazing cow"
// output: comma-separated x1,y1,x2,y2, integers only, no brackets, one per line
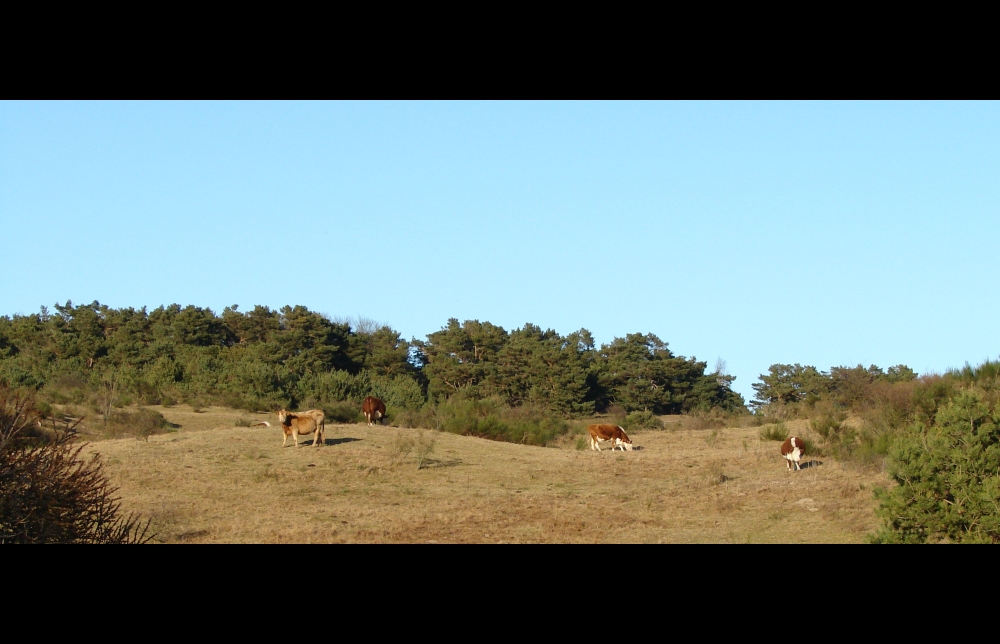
781,436,805,471
361,396,386,426
587,424,633,452
276,409,323,448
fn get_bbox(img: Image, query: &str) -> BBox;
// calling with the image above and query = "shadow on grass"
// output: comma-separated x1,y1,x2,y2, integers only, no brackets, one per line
798,460,823,469
417,458,463,469
287,437,362,447
323,437,361,446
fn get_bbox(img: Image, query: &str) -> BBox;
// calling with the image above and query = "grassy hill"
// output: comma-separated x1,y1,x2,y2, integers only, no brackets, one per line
80,406,887,543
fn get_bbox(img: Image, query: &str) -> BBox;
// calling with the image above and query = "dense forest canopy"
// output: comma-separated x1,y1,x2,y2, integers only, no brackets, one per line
0,302,743,416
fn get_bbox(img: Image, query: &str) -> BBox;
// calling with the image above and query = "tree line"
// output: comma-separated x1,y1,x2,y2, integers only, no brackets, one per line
0,301,744,416
4,301,998,542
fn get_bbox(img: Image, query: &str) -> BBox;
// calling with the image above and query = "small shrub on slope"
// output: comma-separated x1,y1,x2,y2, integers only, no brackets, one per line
622,410,661,431
758,423,788,442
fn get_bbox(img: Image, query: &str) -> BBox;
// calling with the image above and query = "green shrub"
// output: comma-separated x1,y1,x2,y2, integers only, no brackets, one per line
810,412,845,440
392,404,438,429
432,397,569,446
872,390,1000,543
319,402,364,424
106,408,172,441
622,410,661,431
798,436,820,458
912,376,958,425
681,413,726,431
758,423,788,442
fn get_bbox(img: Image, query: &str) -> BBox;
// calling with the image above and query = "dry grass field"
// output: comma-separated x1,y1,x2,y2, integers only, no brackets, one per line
77,406,890,543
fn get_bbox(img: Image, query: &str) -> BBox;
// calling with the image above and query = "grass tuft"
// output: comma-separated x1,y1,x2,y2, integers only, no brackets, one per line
758,423,788,442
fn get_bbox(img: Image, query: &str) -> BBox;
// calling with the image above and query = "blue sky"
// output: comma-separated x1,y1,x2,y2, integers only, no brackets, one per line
2,101,998,401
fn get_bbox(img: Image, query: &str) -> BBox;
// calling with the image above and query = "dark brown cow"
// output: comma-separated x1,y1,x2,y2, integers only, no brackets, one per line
781,436,805,471
361,396,386,426
276,409,323,448
587,424,633,452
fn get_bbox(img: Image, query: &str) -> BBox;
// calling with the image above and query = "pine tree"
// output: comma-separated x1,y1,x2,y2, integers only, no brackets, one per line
872,390,1000,543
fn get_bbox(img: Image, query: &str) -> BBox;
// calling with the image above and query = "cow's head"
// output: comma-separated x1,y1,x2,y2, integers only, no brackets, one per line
276,409,291,424
615,437,634,451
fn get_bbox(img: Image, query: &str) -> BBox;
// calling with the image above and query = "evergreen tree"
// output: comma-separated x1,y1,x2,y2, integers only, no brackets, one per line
417,319,507,400
751,363,831,408
873,390,1000,543
596,333,708,414
491,325,596,415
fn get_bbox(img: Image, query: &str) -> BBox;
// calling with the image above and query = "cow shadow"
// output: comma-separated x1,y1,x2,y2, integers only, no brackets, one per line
292,437,362,447
417,458,463,469
798,460,823,469
324,437,361,446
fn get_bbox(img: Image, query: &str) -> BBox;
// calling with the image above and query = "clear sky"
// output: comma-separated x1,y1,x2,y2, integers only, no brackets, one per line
2,101,998,401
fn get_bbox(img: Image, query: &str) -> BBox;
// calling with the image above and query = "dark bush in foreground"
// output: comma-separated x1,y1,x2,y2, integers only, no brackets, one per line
872,390,1000,543
0,387,151,543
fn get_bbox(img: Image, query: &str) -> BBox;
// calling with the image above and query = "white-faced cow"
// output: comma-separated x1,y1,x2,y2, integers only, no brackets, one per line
276,409,323,448
781,436,805,471
587,424,633,452
361,396,386,426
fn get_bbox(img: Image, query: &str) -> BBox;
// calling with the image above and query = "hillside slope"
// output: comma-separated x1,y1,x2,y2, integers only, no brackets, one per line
83,415,886,543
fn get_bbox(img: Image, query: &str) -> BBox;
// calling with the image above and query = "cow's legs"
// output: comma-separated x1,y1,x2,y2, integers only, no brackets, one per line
282,433,288,448
314,426,321,446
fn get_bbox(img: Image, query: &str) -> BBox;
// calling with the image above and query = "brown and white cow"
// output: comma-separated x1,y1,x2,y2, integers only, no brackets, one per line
361,396,386,426
781,436,805,471
276,409,323,448
587,424,633,452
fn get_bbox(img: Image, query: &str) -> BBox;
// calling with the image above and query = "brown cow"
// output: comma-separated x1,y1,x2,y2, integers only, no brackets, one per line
361,396,386,426
276,409,323,448
295,409,326,440
587,424,633,452
781,436,805,471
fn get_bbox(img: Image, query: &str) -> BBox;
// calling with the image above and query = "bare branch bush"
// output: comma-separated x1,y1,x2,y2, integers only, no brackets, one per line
0,386,152,543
